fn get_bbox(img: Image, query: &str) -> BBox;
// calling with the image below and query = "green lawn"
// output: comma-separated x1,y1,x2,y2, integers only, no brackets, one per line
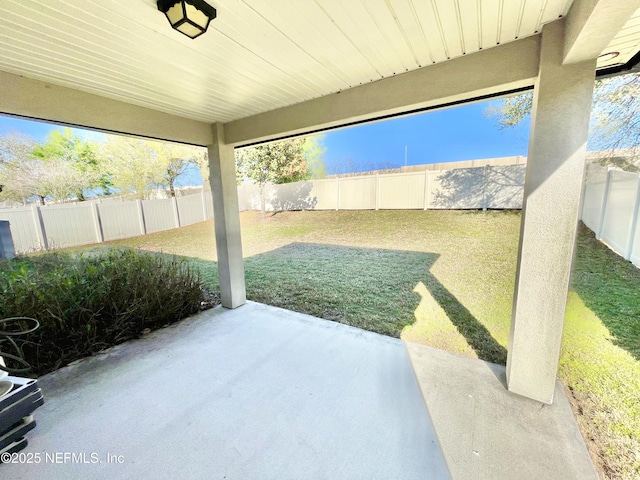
99,209,639,480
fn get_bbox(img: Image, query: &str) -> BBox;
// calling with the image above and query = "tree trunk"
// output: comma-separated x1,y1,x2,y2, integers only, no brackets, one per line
169,180,176,198
38,195,46,206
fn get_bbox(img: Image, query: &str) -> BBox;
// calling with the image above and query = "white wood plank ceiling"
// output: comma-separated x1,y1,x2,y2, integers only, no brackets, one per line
0,0,637,125
601,7,640,69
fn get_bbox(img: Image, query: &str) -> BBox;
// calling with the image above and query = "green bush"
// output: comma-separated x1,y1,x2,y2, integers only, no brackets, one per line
0,248,217,376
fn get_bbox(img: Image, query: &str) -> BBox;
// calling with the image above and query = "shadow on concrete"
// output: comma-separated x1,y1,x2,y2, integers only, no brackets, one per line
571,223,640,360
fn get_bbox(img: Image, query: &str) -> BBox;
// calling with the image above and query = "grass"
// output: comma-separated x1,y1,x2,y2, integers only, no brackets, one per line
560,228,640,479
93,210,638,479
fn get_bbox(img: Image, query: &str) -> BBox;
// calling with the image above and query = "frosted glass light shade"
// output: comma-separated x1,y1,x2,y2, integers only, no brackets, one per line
157,0,217,39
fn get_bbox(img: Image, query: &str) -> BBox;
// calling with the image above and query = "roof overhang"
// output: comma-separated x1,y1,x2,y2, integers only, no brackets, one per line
0,0,638,146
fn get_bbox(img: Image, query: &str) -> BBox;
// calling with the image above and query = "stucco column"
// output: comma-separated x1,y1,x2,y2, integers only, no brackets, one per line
207,123,246,309
506,20,596,403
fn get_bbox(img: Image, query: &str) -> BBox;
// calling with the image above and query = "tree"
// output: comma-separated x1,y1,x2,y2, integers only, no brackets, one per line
2,130,202,204
101,135,201,199
303,135,327,179
1,131,111,205
235,138,310,218
27,160,99,205
153,142,202,198
487,72,640,171
0,132,37,204
100,136,166,199
100,136,199,199
194,149,212,192
31,129,105,200
590,73,640,170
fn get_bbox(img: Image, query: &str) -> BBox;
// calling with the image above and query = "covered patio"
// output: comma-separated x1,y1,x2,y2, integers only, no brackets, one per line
2,302,596,479
1,0,640,477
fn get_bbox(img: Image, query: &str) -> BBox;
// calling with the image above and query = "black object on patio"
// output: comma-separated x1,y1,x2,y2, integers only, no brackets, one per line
0,377,44,459
0,316,43,460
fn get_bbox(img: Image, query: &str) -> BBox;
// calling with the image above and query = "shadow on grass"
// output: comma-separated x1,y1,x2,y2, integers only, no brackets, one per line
109,242,509,365
571,223,640,360
242,242,506,364
418,271,508,365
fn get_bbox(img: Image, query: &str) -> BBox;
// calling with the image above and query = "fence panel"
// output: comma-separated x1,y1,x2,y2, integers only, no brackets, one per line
177,194,206,226
581,164,608,231
631,213,640,266
428,167,486,209
237,184,251,211
271,181,316,211
378,172,426,209
486,165,525,209
98,200,142,241
600,170,639,255
310,179,338,210
237,183,261,211
203,191,214,219
39,203,97,248
0,207,40,253
9,163,640,264
338,176,376,210
142,198,176,233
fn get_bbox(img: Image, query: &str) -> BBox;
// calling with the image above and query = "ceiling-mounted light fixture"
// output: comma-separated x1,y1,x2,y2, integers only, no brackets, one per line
598,52,620,62
157,0,217,39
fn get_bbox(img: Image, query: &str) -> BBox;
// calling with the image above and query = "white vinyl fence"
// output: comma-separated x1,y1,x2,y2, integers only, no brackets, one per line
581,163,640,266
238,164,527,212
0,192,214,253
2,161,639,267
0,165,527,253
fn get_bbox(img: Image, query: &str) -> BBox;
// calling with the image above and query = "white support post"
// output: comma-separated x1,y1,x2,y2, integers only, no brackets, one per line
136,200,146,235
31,204,47,251
482,165,490,211
91,202,103,244
422,169,429,210
375,174,380,211
208,123,246,309
424,170,432,210
506,20,597,404
172,197,181,228
578,169,588,222
624,174,640,260
596,169,613,240
201,190,208,221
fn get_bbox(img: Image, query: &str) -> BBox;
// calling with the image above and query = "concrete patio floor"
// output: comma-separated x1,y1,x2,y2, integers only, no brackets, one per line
2,302,596,479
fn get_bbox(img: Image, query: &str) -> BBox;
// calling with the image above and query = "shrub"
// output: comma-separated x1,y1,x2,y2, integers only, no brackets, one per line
0,248,217,376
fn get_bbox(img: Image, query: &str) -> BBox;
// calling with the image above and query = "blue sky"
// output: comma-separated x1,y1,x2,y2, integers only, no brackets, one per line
320,101,531,174
0,98,532,184
0,117,105,144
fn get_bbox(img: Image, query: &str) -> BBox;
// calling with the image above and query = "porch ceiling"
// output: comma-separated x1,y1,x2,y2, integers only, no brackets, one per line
1,0,638,128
